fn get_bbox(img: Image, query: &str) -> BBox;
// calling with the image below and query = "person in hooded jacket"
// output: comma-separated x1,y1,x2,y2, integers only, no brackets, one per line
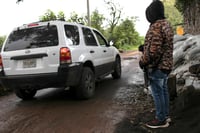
139,0,174,129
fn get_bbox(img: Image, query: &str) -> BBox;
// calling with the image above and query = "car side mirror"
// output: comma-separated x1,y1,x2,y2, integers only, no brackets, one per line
109,40,114,46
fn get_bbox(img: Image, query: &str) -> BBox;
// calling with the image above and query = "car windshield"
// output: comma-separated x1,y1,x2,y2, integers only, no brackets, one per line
4,25,58,51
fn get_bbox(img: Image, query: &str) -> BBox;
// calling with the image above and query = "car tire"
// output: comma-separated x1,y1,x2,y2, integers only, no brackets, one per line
76,67,95,99
112,57,121,79
14,88,37,100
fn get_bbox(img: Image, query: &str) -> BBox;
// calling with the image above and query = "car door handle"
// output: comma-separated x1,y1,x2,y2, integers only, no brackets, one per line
90,50,95,53
103,50,107,53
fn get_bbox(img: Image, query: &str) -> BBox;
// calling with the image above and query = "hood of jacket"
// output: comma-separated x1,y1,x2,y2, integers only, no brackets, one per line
145,0,165,24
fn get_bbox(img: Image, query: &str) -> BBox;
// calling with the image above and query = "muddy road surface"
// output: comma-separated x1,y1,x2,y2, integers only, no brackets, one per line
1,51,200,133
0,52,146,133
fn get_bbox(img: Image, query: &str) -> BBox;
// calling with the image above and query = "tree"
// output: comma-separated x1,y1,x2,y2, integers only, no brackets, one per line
57,11,66,21
112,17,143,50
16,0,144,50
39,9,57,22
67,10,105,34
0,36,6,47
67,12,87,24
175,0,200,34
90,9,105,34
163,0,183,28
104,0,122,41
40,10,66,22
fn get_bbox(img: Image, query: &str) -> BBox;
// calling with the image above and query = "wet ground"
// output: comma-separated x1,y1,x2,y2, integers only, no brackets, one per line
0,51,200,133
116,51,200,133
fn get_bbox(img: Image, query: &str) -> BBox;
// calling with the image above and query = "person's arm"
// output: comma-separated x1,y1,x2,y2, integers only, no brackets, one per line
148,23,163,63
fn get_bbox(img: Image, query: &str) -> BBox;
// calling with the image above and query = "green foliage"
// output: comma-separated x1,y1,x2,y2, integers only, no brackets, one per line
17,0,144,51
0,36,6,47
38,3,144,51
91,9,105,34
40,9,57,22
163,0,183,27
39,10,65,22
104,0,122,41
112,18,144,50
67,11,87,24
57,11,66,21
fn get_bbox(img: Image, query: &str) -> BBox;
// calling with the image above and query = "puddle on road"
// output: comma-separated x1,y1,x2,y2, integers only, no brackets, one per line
117,55,150,107
122,56,138,60
121,56,139,67
128,71,144,85
122,59,133,67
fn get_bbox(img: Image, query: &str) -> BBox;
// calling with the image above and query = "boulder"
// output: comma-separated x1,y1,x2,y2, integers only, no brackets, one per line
189,64,200,75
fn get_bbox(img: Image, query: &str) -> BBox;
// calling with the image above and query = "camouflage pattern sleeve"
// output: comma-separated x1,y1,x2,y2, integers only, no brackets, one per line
140,21,163,66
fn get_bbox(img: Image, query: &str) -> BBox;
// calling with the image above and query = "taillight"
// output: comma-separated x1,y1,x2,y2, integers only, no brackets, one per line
28,23,39,27
60,47,71,64
0,55,3,69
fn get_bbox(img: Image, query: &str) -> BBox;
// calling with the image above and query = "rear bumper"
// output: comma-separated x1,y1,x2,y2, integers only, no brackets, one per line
0,63,83,90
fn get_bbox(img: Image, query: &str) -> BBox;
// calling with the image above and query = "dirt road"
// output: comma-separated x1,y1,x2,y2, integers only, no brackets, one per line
1,51,199,133
0,52,145,133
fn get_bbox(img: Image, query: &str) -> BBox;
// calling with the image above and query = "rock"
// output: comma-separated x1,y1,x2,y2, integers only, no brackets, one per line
185,76,200,90
177,78,185,85
189,64,200,75
173,34,200,90
173,34,189,44
174,85,200,113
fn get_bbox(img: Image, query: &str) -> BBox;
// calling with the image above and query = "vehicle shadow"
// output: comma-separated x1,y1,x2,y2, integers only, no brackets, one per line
15,75,121,106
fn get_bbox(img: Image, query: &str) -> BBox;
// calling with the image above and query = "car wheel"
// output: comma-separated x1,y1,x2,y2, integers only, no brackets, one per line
112,56,121,79
14,87,37,100
76,67,95,99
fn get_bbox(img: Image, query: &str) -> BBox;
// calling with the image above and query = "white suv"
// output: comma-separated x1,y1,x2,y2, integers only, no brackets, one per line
0,20,121,100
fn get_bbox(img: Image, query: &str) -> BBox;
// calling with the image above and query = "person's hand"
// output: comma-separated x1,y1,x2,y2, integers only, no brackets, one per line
138,44,144,52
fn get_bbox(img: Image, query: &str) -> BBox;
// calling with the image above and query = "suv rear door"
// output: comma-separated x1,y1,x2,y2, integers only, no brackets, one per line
1,23,60,76
93,29,114,63
92,30,115,73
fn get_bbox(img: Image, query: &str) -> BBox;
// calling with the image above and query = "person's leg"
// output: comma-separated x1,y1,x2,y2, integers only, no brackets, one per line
145,69,169,128
163,76,170,119
149,69,168,121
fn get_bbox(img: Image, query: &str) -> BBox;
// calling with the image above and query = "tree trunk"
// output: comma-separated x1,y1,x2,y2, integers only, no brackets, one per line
184,0,200,35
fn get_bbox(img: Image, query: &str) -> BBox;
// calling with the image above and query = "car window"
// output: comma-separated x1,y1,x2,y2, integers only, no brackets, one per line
4,25,58,51
93,30,108,46
82,27,98,46
64,25,80,45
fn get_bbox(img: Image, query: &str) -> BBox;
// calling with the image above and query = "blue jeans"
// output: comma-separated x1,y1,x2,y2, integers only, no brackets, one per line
149,69,169,122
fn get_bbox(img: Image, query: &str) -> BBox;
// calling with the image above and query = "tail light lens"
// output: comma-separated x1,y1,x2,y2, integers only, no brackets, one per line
28,23,39,27
60,47,71,64
0,55,3,69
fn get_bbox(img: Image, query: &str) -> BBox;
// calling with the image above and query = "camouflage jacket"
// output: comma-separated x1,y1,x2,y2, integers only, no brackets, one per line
140,19,174,71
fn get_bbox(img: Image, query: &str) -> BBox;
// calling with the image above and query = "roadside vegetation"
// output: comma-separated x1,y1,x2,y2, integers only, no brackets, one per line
0,36,6,48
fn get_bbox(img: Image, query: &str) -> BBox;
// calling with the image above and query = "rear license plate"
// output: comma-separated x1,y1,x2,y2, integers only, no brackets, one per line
23,59,36,68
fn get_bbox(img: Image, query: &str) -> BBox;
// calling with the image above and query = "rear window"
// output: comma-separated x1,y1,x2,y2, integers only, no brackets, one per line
4,25,58,51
